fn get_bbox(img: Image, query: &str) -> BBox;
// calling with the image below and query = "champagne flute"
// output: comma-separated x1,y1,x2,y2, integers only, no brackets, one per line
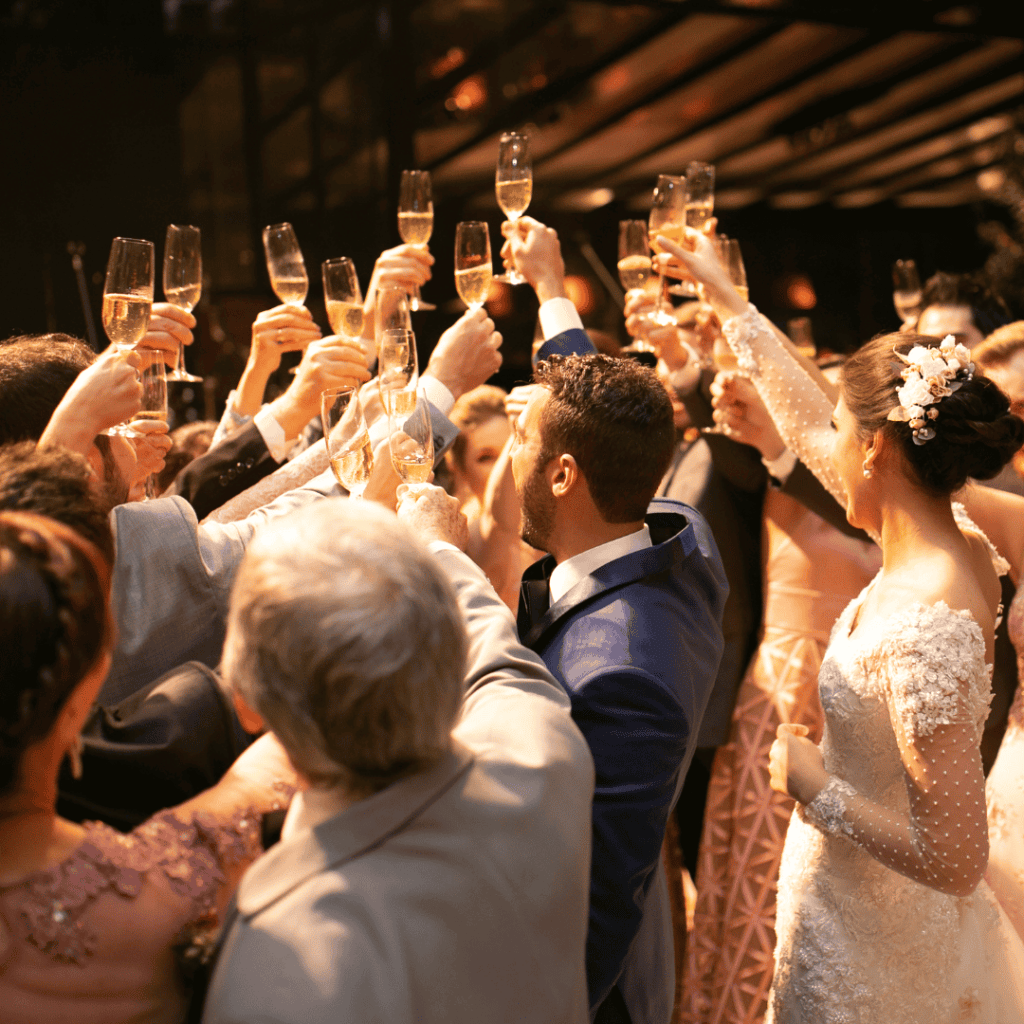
725,238,748,302
262,222,308,306
323,257,364,342
389,388,434,486
133,347,168,498
455,221,493,311
375,285,413,357
101,236,154,436
163,224,203,382
892,259,922,325
648,176,685,325
618,220,658,353
494,132,532,285
322,385,373,499
398,170,436,311
378,327,419,414
673,161,715,299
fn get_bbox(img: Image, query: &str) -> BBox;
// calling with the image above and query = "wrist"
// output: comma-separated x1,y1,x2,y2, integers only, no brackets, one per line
534,275,567,305
236,362,275,418
266,394,312,441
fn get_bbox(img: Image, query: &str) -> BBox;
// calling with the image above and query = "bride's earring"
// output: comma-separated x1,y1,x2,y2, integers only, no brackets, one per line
67,734,84,779
862,457,874,480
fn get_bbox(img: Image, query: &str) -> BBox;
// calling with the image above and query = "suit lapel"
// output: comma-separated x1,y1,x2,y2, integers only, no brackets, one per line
235,743,475,917
522,512,698,651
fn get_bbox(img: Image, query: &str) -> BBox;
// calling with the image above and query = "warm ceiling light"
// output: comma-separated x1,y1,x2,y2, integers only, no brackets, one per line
451,75,487,112
785,274,817,310
977,167,1006,192
430,47,466,79
556,188,615,211
564,275,597,315
486,280,513,317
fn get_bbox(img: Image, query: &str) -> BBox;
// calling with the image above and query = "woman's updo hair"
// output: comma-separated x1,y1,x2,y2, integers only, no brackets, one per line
841,332,1024,495
0,512,113,793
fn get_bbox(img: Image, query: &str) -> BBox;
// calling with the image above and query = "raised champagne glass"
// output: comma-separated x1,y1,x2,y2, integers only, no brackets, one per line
892,259,922,326
322,385,373,499
322,257,365,343
263,222,309,375
648,175,685,325
134,347,168,498
163,224,203,382
378,327,419,415
494,132,532,285
454,221,492,311
398,170,436,311
101,236,154,436
389,388,434,487
672,161,715,299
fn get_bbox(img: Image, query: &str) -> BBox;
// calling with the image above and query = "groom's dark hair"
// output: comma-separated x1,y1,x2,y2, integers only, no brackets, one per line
533,354,675,523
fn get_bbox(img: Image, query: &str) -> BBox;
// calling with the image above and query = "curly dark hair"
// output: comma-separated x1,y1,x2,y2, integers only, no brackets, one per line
533,353,675,522
842,332,1024,495
921,271,1013,339
0,334,94,443
0,511,113,793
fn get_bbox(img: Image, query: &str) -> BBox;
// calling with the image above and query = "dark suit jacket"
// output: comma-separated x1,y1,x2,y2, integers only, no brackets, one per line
535,327,595,364
518,499,727,1024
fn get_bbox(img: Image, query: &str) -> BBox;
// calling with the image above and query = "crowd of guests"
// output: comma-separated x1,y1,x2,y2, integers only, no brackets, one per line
2,204,1024,1024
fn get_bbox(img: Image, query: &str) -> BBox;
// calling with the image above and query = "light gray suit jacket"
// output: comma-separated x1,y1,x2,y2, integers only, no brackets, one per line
202,548,595,1024
102,468,339,703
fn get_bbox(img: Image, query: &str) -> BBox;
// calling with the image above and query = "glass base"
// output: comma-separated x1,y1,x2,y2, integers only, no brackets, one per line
409,297,436,311
168,369,203,383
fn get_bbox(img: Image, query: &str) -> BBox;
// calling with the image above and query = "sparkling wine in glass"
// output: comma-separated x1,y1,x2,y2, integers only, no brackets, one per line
892,259,922,325
495,132,532,286
163,224,203,383
102,237,154,436
398,170,436,311
322,385,373,498
323,257,365,342
133,347,168,497
378,327,419,414
455,221,493,311
262,223,308,306
389,388,434,486
648,176,685,324
685,161,715,232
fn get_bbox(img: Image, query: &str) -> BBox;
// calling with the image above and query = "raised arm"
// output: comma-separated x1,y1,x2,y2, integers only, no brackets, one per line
658,232,846,508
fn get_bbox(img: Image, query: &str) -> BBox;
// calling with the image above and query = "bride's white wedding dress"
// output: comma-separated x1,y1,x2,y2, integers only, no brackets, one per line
717,306,1024,1023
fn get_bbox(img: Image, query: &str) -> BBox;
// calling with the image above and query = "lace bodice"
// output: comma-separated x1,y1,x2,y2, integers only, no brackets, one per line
766,588,1020,1023
0,809,266,1024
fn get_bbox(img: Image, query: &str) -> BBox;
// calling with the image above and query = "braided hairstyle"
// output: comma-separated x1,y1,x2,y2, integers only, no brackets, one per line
0,512,113,793
842,333,1024,495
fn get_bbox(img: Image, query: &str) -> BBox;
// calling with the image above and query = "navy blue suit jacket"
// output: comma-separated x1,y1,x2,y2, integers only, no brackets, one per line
534,327,595,364
518,499,727,1024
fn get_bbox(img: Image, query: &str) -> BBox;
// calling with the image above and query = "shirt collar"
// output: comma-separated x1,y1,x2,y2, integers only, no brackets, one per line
548,524,652,605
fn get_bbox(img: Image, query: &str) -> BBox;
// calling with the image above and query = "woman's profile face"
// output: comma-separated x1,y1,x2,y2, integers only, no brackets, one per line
457,415,511,500
831,392,869,524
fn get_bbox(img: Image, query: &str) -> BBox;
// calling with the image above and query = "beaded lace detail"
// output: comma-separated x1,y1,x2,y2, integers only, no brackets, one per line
6,809,261,965
766,592,1013,1023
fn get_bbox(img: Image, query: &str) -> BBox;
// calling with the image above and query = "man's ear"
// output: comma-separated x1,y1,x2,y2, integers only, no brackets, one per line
549,453,579,499
232,690,266,735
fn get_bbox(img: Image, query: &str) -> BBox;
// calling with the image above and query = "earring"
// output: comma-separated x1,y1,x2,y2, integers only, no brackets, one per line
862,459,873,480
68,734,84,780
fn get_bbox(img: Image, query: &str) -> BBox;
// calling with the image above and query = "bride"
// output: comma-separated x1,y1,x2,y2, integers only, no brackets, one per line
658,229,1024,1022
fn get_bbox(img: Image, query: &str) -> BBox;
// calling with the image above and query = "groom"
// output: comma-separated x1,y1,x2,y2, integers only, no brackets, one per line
510,353,727,1024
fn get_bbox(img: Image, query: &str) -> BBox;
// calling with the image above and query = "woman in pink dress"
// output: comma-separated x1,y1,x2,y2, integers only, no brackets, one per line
0,511,294,1024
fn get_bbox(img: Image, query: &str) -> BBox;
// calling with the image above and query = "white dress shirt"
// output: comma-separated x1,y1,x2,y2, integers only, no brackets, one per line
548,525,652,605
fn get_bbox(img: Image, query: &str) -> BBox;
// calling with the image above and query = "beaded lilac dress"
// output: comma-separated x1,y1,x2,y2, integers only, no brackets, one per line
0,809,265,1024
719,306,1024,1023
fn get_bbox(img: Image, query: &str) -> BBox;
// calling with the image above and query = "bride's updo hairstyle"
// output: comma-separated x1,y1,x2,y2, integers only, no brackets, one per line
841,332,1024,495
0,512,112,793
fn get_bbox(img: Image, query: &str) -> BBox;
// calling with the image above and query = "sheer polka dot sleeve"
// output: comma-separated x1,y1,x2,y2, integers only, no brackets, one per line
722,304,847,508
804,603,991,897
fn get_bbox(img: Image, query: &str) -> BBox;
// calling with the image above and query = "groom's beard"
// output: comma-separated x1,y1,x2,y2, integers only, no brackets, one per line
519,464,555,553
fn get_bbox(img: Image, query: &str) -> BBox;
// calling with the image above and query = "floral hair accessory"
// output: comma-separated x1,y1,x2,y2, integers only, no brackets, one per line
887,334,974,444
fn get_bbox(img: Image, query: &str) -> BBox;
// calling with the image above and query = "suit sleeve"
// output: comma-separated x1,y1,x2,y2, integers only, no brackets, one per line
165,422,279,520
534,328,596,363
570,664,691,1012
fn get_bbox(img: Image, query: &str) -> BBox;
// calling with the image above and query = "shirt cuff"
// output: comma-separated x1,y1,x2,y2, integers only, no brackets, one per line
763,447,797,483
420,375,454,417
427,540,462,555
254,406,296,464
538,296,584,340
